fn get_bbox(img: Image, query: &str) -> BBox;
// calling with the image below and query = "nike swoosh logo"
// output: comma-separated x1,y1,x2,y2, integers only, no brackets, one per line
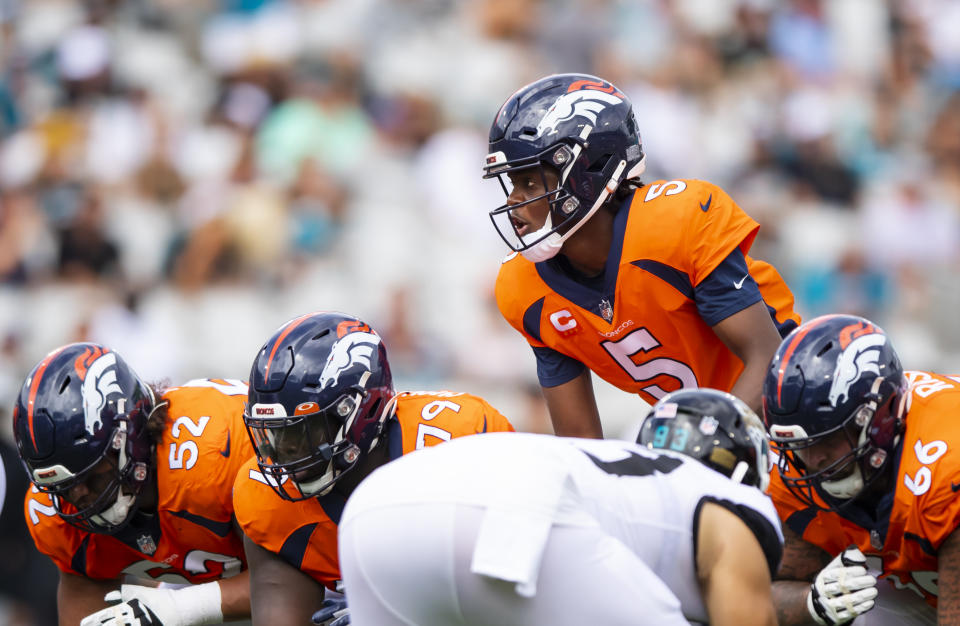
699,194,712,212
219,431,231,458
734,274,749,289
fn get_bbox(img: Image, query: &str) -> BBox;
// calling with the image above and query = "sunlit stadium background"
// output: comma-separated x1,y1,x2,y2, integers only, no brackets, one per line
2,1,960,622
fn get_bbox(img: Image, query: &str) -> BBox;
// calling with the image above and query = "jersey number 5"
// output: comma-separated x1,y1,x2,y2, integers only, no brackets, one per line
600,327,698,400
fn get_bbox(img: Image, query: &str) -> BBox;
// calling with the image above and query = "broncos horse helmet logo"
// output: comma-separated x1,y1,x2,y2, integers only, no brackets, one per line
531,84,624,140
828,333,887,407
81,351,123,436
319,331,382,391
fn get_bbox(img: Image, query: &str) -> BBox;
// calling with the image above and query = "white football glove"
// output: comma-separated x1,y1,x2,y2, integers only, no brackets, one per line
807,545,878,625
80,582,223,626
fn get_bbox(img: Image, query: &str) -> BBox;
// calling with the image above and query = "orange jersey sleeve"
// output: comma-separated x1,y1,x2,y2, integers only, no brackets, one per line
495,180,799,403
24,379,252,583
233,390,514,588
768,370,960,607
232,456,342,589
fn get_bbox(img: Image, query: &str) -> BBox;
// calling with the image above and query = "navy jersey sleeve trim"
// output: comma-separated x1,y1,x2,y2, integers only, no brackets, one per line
631,259,695,299
71,534,91,576
317,492,348,526
533,345,586,388
694,496,783,579
170,510,233,537
784,506,820,538
905,532,937,557
769,304,799,338
694,248,763,326
386,418,403,461
278,523,317,570
522,298,546,343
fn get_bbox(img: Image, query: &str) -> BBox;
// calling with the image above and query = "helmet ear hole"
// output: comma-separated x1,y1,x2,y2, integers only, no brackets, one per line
587,153,613,173
367,398,383,423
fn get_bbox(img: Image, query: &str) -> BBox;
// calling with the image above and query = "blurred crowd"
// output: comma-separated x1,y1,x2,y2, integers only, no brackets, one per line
1,0,960,622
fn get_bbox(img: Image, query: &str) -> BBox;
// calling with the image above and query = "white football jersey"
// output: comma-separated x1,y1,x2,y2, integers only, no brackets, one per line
345,431,783,624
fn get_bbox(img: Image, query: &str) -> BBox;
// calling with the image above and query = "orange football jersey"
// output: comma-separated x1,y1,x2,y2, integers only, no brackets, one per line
496,179,799,403
233,390,514,589
768,370,960,606
24,378,254,583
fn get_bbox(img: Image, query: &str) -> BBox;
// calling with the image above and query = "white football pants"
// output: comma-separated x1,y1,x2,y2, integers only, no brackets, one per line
339,502,689,626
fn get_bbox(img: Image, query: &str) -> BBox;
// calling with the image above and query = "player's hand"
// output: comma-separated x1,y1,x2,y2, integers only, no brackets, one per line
312,597,351,626
807,545,878,625
80,583,223,626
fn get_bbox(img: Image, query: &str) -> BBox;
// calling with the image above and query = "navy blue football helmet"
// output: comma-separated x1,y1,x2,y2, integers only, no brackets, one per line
483,73,646,262
244,311,396,501
13,343,156,534
639,388,770,491
762,314,907,510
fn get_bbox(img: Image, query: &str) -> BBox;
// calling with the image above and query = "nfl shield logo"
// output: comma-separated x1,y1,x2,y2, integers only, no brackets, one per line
137,534,157,555
699,415,720,436
599,299,613,322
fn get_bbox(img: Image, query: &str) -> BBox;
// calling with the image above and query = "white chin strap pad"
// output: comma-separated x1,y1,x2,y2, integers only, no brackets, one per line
298,462,336,497
520,217,564,263
519,158,631,263
821,464,864,499
92,491,136,526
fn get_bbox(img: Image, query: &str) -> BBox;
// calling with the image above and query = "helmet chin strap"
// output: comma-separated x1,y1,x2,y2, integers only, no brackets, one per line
822,378,894,500
297,391,374,498
92,491,137,526
821,414,869,498
89,423,139,527
520,157,632,262
519,218,564,263
299,462,339,497
821,464,864,499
